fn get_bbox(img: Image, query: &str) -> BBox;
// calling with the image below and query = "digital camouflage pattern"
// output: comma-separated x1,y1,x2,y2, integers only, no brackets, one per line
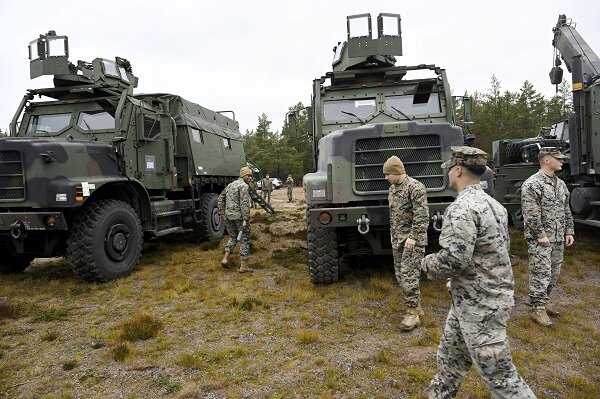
218,178,251,221
286,176,294,202
248,179,259,208
441,145,488,168
421,184,535,398
521,171,574,306
392,247,424,308
218,178,251,260
521,171,574,242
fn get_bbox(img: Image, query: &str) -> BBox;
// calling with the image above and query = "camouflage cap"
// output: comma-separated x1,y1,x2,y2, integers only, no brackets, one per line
441,146,488,169
539,147,567,160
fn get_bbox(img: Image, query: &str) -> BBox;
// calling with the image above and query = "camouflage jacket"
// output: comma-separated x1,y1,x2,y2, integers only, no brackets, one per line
217,178,251,221
286,177,294,188
421,184,515,322
521,171,574,242
388,176,429,247
261,178,273,191
248,180,258,191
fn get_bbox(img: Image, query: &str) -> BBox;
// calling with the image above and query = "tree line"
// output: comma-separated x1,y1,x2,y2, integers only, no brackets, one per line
243,76,573,181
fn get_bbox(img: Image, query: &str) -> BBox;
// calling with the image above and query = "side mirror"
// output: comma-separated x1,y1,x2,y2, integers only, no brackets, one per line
462,97,473,124
287,111,297,138
464,134,476,146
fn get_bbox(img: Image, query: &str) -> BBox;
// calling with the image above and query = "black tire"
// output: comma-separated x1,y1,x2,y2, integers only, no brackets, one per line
511,208,524,230
66,200,142,282
194,193,225,242
0,240,34,274
307,206,339,284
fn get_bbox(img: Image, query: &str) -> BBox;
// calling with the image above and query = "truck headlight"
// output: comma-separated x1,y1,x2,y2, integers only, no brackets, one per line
312,189,326,199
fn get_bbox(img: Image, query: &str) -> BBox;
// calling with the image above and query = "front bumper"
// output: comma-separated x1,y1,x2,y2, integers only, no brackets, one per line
0,212,68,235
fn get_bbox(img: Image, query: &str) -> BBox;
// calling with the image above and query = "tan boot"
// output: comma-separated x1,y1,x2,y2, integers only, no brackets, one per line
221,252,231,269
546,306,561,317
238,260,253,273
400,308,422,331
531,305,553,327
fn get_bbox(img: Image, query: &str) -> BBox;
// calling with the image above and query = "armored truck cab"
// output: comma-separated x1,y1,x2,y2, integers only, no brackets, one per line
0,31,245,281
302,14,490,283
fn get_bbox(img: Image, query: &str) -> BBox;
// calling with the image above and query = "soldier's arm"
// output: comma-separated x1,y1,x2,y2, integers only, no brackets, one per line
409,185,429,243
239,185,251,221
563,183,575,237
421,206,476,280
217,190,226,216
521,181,546,239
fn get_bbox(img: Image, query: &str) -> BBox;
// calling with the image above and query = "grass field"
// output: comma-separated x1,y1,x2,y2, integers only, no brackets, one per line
1,188,599,398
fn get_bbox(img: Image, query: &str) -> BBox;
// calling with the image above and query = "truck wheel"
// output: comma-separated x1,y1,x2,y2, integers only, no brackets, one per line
0,242,34,274
66,200,142,282
194,193,224,242
307,207,339,284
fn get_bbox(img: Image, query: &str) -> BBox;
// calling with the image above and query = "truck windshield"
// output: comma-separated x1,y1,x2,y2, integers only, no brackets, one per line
323,98,376,122
26,113,72,136
77,111,115,131
385,93,441,116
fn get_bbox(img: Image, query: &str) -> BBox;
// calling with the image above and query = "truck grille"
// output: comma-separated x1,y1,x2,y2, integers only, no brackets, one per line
354,135,444,192
0,151,25,200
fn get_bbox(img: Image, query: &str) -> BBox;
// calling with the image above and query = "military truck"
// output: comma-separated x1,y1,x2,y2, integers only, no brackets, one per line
0,31,246,281
493,14,600,229
294,14,491,284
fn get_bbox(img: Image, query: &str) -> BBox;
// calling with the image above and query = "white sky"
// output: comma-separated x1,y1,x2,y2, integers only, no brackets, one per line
1,0,598,134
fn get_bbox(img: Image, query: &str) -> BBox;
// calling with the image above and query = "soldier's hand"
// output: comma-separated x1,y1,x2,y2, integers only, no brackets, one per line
242,220,247,228
537,236,550,247
565,234,574,247
404,238,416,249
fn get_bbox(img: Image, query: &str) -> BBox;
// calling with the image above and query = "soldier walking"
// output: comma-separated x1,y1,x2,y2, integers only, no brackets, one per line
286,174,294,202
261,173,273,204
383,156,428,331
421,147,535,399
218,166,254,273
248,177,259,208
521,147,574,327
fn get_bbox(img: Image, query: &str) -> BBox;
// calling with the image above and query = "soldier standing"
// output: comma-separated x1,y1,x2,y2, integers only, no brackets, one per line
383,156,428,331
248,177,259,208
286,174,294,202
521,147,574,327
261,173,273,204
421,147,535,399
218,166,253,273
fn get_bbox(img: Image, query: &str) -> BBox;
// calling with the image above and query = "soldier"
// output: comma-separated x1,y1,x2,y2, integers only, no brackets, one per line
261,173,273,204
218,166,253,273
421,147,535,399
248,176,259,208
521,147,574,327
286,174,294,202
383,155,429,331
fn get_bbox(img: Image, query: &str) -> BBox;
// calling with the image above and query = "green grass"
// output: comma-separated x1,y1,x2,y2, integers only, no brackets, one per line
116,313,162,342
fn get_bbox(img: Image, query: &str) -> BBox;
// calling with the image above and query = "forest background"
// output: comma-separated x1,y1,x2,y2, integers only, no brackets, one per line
244,76,573,180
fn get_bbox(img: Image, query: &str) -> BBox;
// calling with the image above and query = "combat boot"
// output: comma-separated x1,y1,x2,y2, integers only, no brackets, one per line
400,307,422,331
238,260,253,273
221,252,231,269
531,305,553,327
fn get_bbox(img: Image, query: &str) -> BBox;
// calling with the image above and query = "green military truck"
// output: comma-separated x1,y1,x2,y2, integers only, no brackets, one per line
295,13,492,284
0,31,246,281
493,14,600,229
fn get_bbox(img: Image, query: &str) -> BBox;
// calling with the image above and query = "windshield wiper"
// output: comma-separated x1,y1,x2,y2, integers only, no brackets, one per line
81,119,98,141
391,106,411,121
340,110,365,124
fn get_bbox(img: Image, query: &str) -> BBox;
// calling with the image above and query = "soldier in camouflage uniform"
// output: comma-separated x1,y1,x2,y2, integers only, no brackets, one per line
421,147,535,399
248,177,259,208
521,147,574,327
218,166,253,273
286,174,294,202
383,156,429,331
261,173,273,204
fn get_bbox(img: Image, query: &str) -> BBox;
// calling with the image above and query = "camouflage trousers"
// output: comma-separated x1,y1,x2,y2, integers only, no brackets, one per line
224,219,250,260
262,190,271,204
527,240,564,306
392,245,424,308
287,187,293,202
425,307,536,399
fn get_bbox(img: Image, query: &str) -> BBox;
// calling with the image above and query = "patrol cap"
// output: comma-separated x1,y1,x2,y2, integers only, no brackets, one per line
539,147,567,160
239,166,252,178
441,146,488,169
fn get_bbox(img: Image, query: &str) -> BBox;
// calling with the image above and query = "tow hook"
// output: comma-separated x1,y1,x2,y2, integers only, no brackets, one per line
356,215,370,235
10,220,26,240
432,212,443,232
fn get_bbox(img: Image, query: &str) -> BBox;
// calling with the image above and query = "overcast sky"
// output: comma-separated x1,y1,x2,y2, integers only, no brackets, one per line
1,0,598,134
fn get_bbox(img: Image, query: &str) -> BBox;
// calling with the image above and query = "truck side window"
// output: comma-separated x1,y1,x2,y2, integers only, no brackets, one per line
77,111,115,131
143,116,161,139
191,128,204,144
223,137,231,149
